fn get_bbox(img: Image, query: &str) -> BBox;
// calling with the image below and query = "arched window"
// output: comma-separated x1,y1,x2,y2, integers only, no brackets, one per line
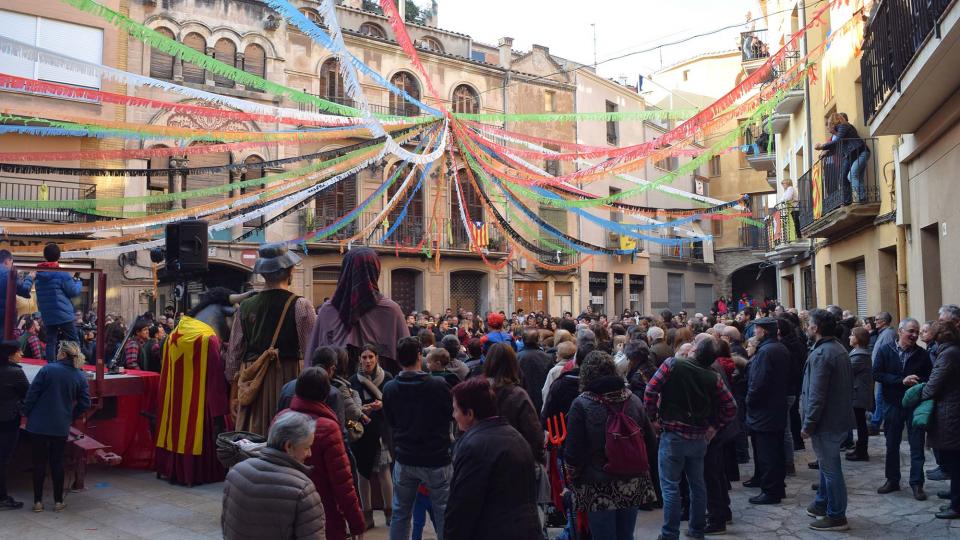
182,33,207,84
242,44,266,88
359,22,386,39
319,58,345,103
389,71,420,116
420,36,444,53
300,8,324,27
452,84,479,114
213,38,237,88
241,155,265,229
149,28,175,79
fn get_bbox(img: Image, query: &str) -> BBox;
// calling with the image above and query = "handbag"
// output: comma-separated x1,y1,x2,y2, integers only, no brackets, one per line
237,294,296,407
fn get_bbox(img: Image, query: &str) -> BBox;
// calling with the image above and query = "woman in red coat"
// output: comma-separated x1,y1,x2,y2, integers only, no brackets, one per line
278,367,365,539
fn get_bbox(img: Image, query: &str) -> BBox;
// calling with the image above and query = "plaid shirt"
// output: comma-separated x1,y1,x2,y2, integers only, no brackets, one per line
122,338,143,370
643,357,737,440
22,334,43,359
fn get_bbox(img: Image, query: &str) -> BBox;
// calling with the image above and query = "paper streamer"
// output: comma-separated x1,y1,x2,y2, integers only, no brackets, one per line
452,109,698,123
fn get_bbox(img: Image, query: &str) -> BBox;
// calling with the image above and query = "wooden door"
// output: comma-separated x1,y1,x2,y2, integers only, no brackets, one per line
391,269,419,316
515,281,548,314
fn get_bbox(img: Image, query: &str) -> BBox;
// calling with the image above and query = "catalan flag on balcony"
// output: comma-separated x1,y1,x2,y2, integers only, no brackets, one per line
619,234,637,251
812,160,824,220
470,221,488,251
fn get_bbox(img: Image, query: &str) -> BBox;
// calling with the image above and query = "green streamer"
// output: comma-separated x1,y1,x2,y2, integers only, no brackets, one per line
454,109,698,123
0,139,388,209
58,0,427,121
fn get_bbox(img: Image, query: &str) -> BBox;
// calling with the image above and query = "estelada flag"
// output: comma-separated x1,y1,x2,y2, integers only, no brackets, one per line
156,316,221,456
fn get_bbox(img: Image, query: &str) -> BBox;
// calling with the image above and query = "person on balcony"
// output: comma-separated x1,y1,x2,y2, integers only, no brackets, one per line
816,113,870,204
780,178,800,241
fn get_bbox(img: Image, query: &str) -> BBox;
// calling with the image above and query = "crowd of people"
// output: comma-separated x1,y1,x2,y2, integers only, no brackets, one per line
3,241,960,540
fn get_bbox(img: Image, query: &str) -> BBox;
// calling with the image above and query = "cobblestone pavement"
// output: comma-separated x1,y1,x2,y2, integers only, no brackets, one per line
4,435,960,539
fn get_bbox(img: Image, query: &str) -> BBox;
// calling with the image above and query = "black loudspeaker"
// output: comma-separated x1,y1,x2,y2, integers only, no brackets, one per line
165,219,208,273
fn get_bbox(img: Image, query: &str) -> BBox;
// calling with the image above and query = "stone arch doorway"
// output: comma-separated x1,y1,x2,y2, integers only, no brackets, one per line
730,262,777,308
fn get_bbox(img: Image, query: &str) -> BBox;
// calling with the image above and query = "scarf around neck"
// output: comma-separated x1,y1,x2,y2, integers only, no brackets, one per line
356,363,385,401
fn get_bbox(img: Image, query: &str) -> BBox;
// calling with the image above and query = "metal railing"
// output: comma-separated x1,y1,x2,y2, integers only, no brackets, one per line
797,137,880,230
740,29,770,61
742,123,776,156
0,176,97,223
766,201,800,247
536,238,580,268
861,0,953,122
739,224,770,251
296,93,401,117
298,209,509,253
660,241,705,261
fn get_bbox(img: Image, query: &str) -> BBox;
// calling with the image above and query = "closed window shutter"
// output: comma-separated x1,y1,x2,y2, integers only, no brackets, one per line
150,28,175,79
242,44,265,90
0,10,38,79
855,261,867,318
36,17,102,88
213,39,236,88
182,33,206,84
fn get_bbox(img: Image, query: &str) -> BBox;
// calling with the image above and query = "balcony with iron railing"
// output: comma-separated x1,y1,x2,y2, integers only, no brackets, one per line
298,209,509,255
742,123,778,173
536,237,580,273
0,177,97,223
297,94,417,118
797,137,880,239
659,240,705,262
740,29,770,74
769,50,804,115
738,224,769,252
861,0,957,133
762,201,808,261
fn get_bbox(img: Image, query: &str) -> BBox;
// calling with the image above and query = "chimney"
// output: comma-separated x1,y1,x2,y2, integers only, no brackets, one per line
498,37,514,69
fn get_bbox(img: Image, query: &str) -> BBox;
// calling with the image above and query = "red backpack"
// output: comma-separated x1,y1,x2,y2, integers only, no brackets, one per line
599,397,649,476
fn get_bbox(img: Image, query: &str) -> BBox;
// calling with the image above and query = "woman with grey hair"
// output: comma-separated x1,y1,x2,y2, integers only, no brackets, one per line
23,341,90,513
564,351,658,539
222,411,326,539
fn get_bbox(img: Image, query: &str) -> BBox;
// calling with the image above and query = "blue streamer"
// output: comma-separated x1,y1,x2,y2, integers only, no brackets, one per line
265,0,442,117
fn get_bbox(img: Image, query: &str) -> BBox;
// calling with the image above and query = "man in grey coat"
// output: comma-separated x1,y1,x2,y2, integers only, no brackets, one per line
869,311,895,434
801,309,855,532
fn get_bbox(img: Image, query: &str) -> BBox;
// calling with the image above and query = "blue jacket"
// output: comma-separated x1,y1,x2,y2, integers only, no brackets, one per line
872,341,932,406
24,360,90,437
0,266,32,328
35,268,82,327
746,337,791,432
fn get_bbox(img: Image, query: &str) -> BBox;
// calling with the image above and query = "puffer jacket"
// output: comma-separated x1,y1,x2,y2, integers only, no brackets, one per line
284,397,364,539
0,361,29,422
902,383,933,429
921,342,960,450
564,376,657,485
221,447,326,540
34,265,82,327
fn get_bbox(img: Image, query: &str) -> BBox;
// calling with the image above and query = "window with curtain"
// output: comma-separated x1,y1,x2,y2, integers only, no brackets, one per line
242,44,266,88
213,38,237,88
149,28,175,79
182,33,206,84
319,58,345,103
452,84,479,114
389,71,420,116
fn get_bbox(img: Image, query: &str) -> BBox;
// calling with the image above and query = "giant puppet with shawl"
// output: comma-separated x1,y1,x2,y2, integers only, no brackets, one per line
155,288,250,486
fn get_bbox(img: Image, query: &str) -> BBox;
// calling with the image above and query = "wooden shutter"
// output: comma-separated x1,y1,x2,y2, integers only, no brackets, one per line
150,28,175,80
182,33,206,84
242,44,266,90
213,39,236,88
